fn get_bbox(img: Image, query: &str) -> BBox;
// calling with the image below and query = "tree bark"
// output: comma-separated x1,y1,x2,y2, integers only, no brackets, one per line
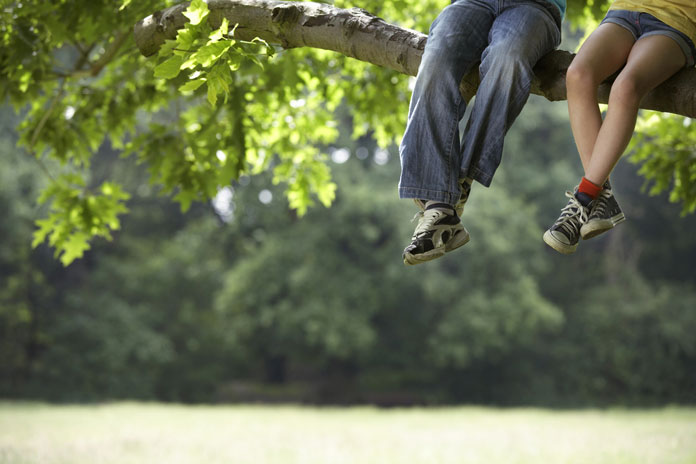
134,0,696,118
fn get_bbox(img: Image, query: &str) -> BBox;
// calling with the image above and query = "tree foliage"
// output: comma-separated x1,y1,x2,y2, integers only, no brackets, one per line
1,0,694,266
630,114,696,215
1,0,418,263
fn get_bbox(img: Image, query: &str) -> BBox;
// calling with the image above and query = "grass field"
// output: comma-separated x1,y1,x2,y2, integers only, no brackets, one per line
1,403,695,464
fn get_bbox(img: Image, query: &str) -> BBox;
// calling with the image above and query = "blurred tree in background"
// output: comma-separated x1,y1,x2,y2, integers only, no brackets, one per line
1,0,695,405
2,92,696,405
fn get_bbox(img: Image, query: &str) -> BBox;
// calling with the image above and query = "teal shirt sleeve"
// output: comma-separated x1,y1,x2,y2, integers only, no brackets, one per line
547,0,566,19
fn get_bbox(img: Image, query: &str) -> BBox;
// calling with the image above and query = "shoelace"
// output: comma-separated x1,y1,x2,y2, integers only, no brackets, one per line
412,209,445,238
554,191,588,236
590,189,611,217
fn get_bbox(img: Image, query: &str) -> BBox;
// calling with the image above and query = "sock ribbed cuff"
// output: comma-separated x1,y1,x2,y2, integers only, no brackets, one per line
424,201,456,215
578,177,602,199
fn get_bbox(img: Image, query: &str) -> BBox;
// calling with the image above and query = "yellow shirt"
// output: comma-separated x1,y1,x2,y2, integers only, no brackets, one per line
610,0,696,45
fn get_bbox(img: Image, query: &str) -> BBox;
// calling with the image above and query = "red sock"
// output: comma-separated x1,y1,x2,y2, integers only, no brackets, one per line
578,177,602,200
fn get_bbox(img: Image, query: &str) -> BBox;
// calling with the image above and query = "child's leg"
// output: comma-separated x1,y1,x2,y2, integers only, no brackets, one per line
566,24,634,171
584,35,686,185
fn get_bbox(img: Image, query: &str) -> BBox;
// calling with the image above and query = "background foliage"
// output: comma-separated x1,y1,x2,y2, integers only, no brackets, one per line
2,93,695,405
1,0,695,405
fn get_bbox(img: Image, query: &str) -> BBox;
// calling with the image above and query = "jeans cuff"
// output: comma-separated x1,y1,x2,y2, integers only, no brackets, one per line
470,167,493,188
398,187,458,205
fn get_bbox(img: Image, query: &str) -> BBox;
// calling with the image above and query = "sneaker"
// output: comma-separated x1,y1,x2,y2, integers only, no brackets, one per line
403,203,470,265
413,178,473,217
543,191,590,255
581,182,625,240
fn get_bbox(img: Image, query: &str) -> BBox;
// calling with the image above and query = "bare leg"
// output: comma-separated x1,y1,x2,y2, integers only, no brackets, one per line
584,35,686,185
566,24,635,171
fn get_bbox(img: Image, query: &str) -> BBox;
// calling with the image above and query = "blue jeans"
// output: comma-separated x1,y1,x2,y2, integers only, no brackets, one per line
399,0,561,205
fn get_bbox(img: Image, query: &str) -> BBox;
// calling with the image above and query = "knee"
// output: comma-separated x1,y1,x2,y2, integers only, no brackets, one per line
609,74,644,106
480,44,530,78
565,60,600,93
421,46,455,70
418,46,461,83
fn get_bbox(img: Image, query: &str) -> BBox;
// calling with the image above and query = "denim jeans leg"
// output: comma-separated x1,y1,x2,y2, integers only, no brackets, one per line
398,0,495,204
461,2,560,187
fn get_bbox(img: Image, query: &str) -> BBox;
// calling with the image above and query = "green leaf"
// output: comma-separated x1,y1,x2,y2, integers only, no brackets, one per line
59,232,91,266
183,0,209,26
154,55,185,79
205,65,231,106
174,24,198,52
32,217,56,248
18,71,32,93
179,78,207,93
208,17,230,42
227,53,243,71
158,39,179,58
174,190,196,212
207,83,218,106
317,181,337,207
193,41,233,67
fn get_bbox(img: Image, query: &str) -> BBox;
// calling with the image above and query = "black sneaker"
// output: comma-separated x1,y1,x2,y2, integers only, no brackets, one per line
403,203,470,265
543,191,589,254
581,181,625,240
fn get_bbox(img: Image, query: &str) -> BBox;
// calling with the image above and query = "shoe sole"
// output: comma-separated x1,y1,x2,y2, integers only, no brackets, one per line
403,228,470,265
446,228,470,252
543,230,578,255
581,213,626,240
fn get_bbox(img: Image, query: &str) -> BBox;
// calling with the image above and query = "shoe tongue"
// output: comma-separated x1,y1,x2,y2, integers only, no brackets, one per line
574,191,593,207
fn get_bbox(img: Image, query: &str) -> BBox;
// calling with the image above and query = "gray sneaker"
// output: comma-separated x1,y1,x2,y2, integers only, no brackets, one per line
403,203,470,265
543,191,589,255
581,182,625,240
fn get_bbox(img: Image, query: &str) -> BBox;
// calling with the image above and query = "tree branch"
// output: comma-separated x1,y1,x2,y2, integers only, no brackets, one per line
69,31,131,79
134,0,696,118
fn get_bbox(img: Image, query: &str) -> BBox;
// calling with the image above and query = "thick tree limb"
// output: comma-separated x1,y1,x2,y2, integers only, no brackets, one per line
134,0,696,118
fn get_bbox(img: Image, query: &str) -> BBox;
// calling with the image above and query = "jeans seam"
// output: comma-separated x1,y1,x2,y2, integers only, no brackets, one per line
472,7,557,182
477,78,529,177
446,94,462,197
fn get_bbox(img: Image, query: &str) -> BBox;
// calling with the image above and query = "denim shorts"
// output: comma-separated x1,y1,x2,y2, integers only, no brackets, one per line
601,10,696,67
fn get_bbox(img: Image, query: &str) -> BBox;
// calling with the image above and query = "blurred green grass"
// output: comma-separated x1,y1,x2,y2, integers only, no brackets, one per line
1,402,695,464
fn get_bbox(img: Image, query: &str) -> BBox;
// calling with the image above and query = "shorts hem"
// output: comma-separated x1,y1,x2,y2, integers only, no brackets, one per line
640,31,695,67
